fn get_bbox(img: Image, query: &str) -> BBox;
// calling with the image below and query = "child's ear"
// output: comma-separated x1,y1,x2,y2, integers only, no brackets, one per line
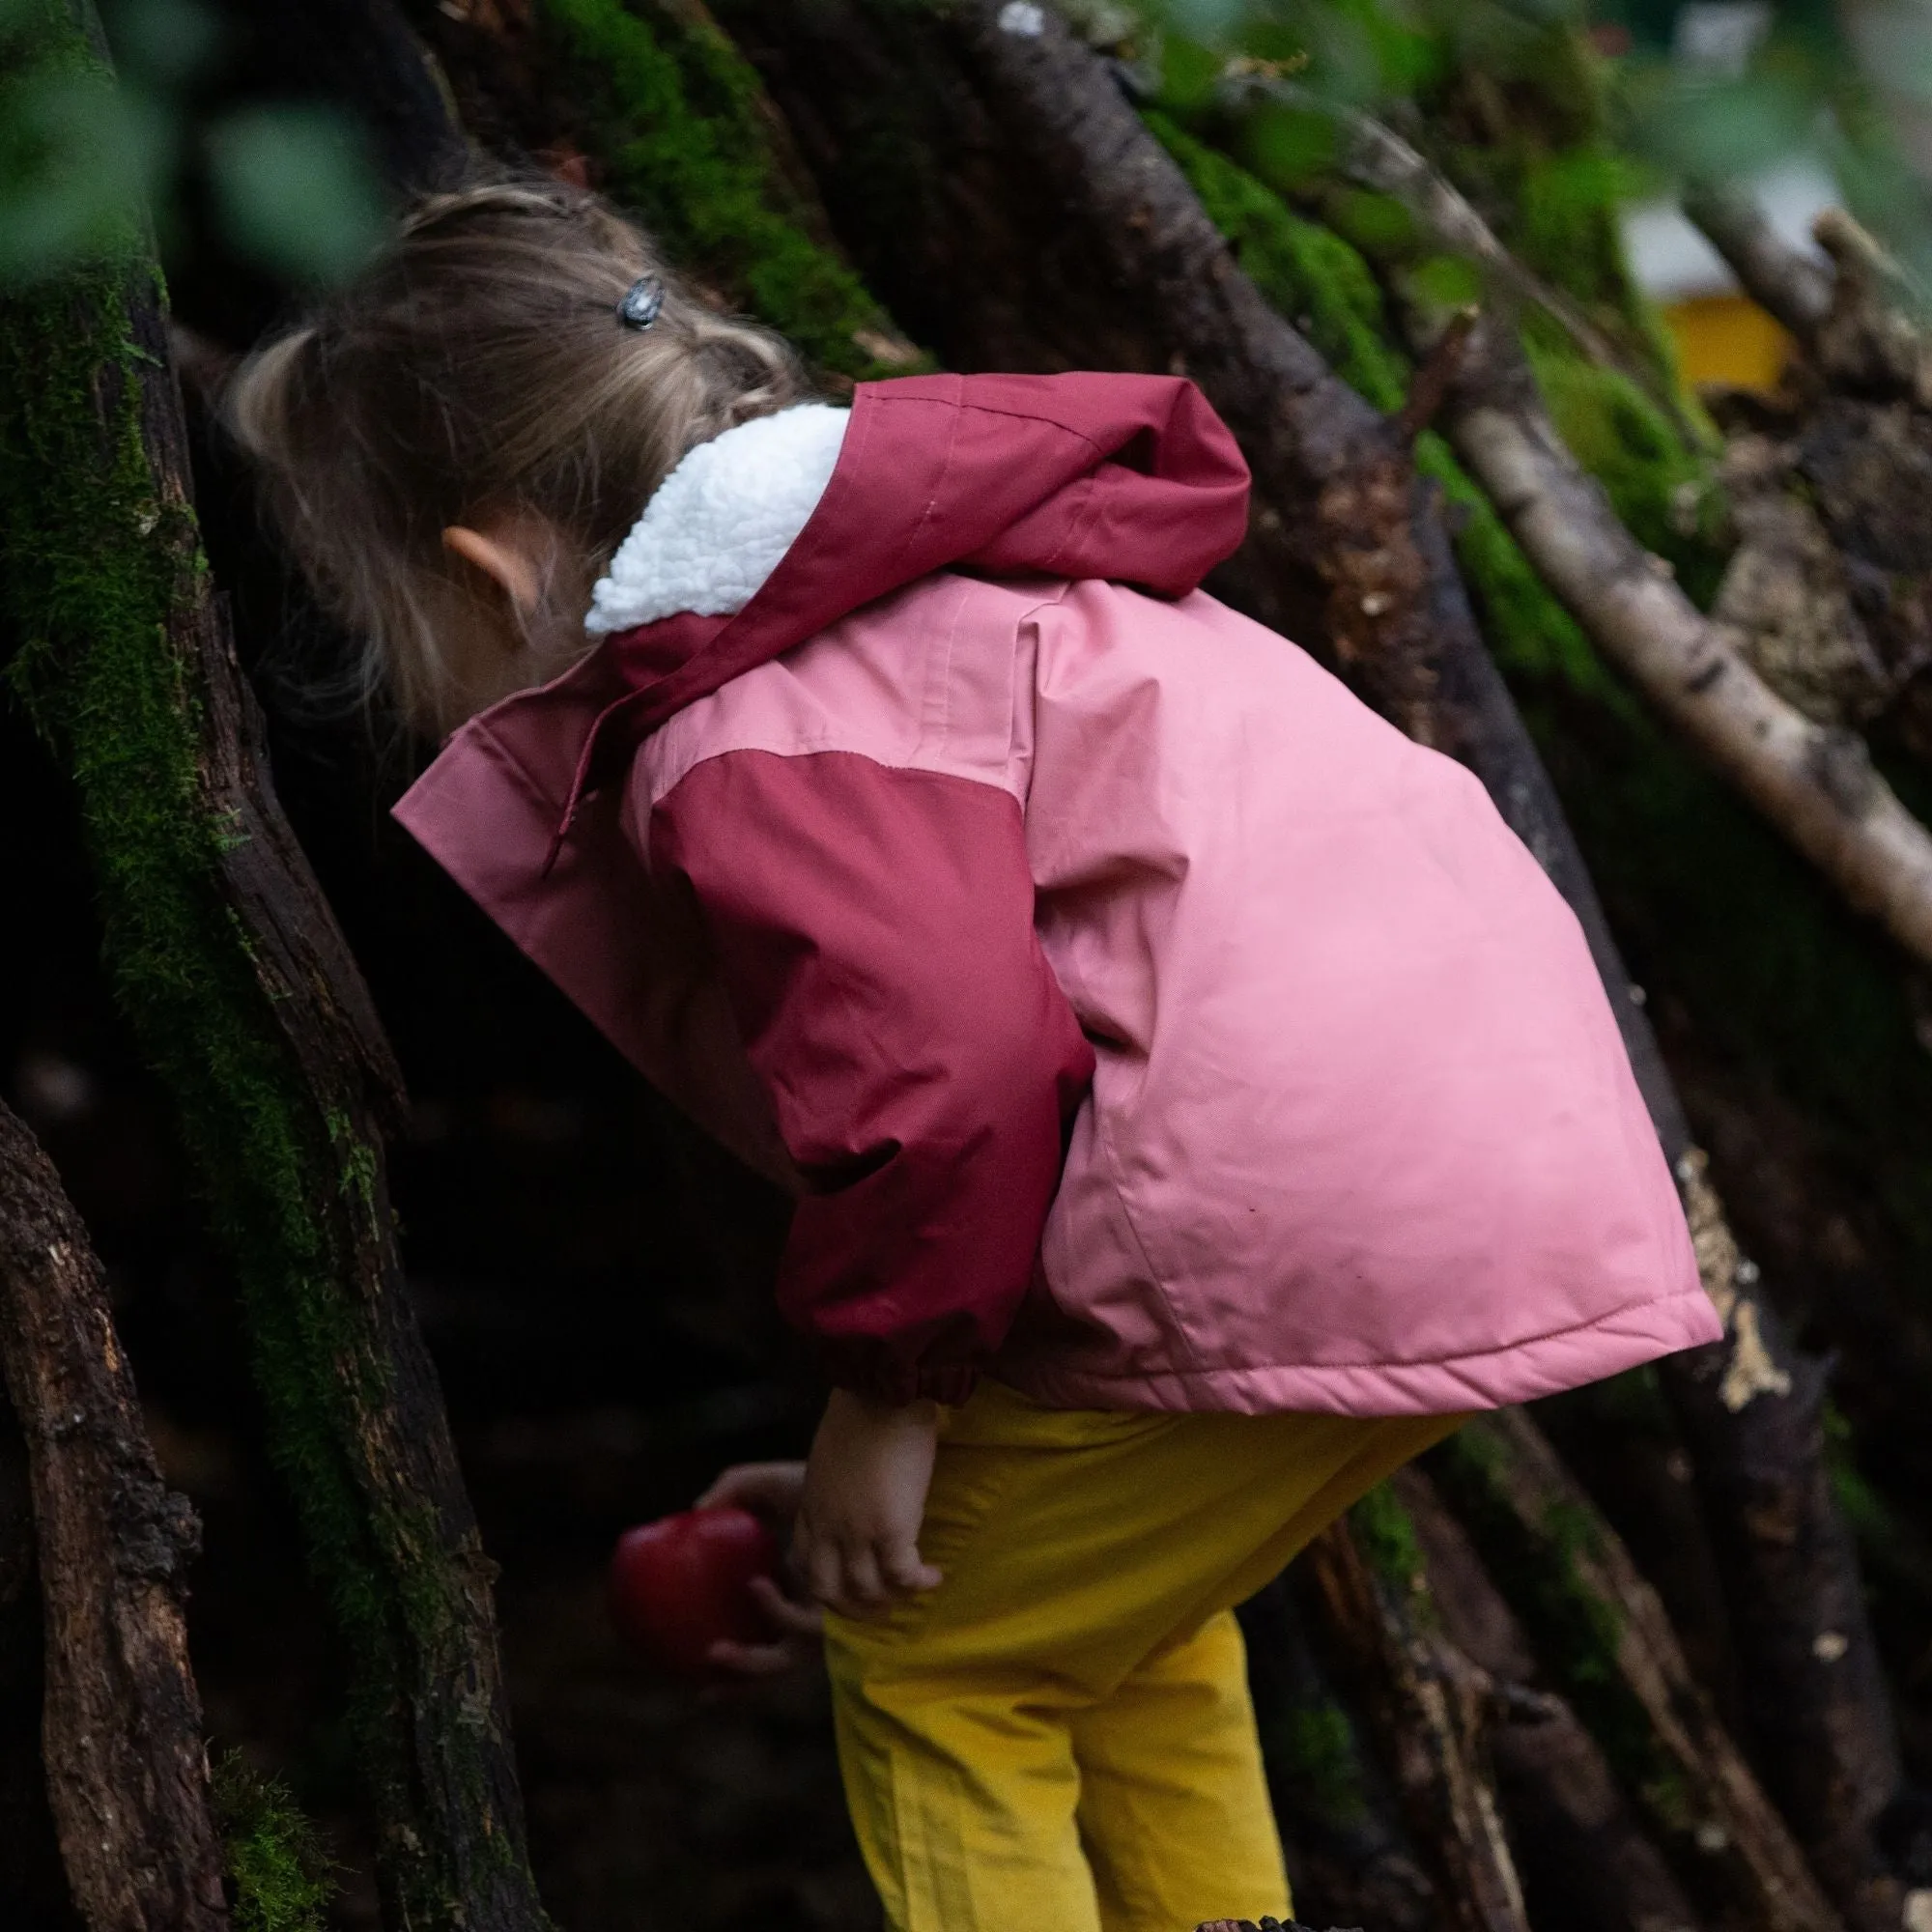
442,521,545,628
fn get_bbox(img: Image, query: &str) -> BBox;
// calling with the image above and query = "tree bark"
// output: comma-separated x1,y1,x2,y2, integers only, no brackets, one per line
0,1380,79,1932
1301,1508,1529,1932
1435,304,1932,968
1680,181,1833,341
0,8,548,1926
1660,1168,1906,1932
1429,1408,1849,1932
1238,1576,1440,1932
0,1098,225,1932
1397,1465,1706,1932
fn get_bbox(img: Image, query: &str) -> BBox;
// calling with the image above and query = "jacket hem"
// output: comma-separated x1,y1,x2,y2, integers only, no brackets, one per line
992,1282,1722,1417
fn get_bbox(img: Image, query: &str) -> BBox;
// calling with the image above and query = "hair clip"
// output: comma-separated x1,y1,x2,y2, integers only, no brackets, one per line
617,276,665,329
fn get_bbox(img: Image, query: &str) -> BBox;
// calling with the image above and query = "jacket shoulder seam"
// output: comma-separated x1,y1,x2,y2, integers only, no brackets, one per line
649,742,1026,815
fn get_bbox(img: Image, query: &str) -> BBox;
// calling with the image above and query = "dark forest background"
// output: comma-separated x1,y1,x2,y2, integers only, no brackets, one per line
10,2,1932,1930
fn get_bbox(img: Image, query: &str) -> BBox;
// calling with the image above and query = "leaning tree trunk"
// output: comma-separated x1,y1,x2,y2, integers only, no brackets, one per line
0,1098,226,1932
1301,1505,1529,1932
0,1374,81,1929
0,7,547,1928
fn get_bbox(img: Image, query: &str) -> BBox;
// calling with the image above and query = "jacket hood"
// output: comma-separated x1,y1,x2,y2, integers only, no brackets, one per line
599,371,1249,703
515,372,1250,849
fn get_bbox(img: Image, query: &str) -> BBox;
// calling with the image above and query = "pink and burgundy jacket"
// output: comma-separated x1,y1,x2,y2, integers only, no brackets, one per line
395,372,1719,1415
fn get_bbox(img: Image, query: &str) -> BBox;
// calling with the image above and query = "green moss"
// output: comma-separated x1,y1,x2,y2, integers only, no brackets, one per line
1349,1480,1423,1588
1150,113,1408,411
213,1753,334,1932
1523,327,1724,607
1429,1423,1699,1821
1266,1701,1374,1833
1151,114,1620,701
0,6,534,1922
538,0,923,381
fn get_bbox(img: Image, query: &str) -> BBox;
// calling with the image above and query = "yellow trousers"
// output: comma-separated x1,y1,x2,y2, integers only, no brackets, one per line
825,1381,1463,1932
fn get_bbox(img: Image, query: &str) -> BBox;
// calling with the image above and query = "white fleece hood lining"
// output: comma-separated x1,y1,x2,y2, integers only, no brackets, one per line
583,403,850,636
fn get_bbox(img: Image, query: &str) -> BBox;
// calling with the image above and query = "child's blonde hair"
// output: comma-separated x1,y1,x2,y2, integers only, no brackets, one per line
227,176,808,733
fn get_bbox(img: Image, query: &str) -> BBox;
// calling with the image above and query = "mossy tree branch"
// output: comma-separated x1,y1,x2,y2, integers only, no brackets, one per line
1396,1465,1705,1932
1429,1409,1854,1932
0,6,547,1926
1303,1495,1528,1932
413,0,923,384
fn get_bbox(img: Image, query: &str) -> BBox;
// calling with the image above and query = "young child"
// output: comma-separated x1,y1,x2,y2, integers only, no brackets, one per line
230,179,1720,1932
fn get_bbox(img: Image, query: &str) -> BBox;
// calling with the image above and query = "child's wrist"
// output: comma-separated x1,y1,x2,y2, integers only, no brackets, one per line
829,1386,938,1428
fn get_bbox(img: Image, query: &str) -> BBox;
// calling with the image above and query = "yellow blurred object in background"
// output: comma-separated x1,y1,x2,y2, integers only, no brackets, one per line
1660,295,1794,392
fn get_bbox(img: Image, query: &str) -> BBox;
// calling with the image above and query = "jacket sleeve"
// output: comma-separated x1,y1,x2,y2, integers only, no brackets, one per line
645,748,1095,1404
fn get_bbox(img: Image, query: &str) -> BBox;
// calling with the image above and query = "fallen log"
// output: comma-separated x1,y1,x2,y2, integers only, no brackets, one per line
0,1096,225,1932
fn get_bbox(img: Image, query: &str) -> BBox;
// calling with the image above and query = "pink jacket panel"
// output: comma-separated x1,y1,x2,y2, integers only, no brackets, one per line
624,568,1717,1415
1013,581,1713,1411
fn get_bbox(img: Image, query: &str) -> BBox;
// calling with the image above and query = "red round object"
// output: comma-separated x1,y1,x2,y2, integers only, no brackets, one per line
608,1506,780,1678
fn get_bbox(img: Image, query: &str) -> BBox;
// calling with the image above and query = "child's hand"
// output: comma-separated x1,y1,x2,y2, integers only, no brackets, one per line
795,1389,944,1620
697,1459,808,1520
694,1461,824,1677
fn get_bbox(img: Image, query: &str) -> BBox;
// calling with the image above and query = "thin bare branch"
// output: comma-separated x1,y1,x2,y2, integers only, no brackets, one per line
1680,179,1833,341
1438,306,1932,966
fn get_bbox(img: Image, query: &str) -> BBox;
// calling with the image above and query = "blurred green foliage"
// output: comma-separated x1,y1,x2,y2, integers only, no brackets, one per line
1136,0,1932,292
0,0,385,290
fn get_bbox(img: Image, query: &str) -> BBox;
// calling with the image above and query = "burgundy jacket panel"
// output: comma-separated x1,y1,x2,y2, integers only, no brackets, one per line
645,748,1096,1403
